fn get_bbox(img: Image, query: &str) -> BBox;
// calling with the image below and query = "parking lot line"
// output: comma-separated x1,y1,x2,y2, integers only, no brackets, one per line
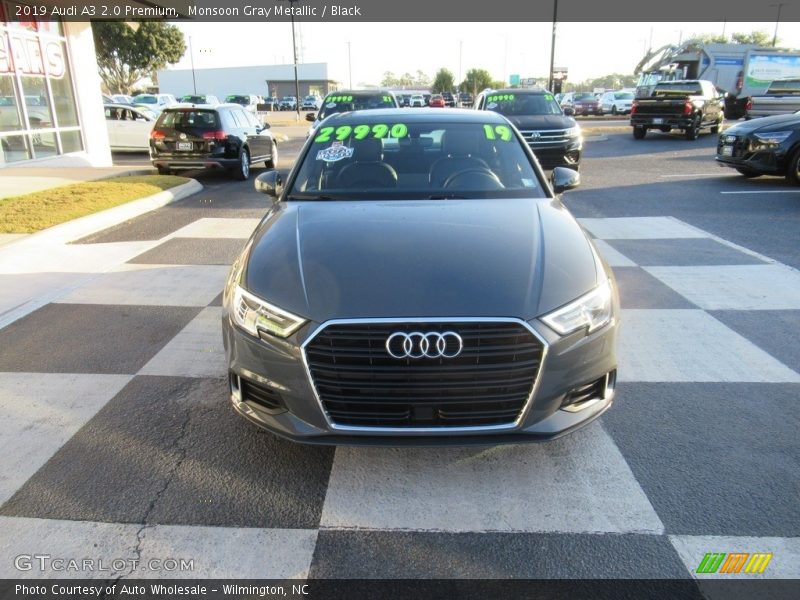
720,190,800,194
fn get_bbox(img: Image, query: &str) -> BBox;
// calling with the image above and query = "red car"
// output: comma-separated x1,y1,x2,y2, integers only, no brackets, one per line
429,94,445,108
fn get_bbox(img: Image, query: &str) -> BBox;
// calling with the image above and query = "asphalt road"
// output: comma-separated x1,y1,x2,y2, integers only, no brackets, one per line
2,125,798,586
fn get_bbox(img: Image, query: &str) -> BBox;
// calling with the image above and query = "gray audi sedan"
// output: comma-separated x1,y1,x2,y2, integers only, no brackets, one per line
222,109,619,445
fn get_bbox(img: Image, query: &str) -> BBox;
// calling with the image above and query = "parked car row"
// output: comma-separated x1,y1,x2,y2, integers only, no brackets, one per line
557,90,635,116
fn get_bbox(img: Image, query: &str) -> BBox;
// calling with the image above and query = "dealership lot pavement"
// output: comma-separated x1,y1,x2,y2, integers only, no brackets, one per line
0,131,798,583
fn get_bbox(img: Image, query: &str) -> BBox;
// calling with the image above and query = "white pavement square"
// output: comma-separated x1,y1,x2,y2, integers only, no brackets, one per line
645,264,800,310
55,264,229,307
617,309,800,382
169,218,262,239
320,421,663,534
138,525,318,579
579,217,707,240
669,535,800,580
592,240,637,267
0,373,132,506
139,307,226,378
0,516,139,579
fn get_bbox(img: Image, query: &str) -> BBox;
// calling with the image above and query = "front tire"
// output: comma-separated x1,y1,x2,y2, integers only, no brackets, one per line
633,125,646,139
685,115,700,140
233,148,250,180
611,105,618,115
265,141,278,169
156,165,171,175
785,148,800,185
710,116,723,134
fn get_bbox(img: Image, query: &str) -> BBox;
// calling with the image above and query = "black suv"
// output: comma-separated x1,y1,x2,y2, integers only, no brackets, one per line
441,91,456,107
475,88,582,170
150,104,277,180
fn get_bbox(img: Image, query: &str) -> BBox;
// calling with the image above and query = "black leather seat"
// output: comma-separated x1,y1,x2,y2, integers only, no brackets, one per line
337,138,398,189
429,130,489,187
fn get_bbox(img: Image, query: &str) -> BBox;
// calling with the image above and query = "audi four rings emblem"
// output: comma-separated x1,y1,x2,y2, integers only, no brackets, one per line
385,331,464,359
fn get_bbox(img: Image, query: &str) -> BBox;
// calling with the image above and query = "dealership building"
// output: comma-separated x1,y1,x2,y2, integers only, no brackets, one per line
156,62,338,102
1,5,111,168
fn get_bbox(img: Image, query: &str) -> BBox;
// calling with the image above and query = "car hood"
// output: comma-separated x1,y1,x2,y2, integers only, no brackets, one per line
244,198,598,323
503,114,577,130
727,113,800,135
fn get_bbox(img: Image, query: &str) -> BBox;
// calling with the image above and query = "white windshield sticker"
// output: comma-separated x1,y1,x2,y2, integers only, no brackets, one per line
486,102,498,109
522,178,535,188
326,102,337,108
316,142,354,162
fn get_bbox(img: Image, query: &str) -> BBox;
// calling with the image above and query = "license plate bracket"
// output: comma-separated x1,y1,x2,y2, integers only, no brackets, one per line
652,118,663,124
722,146,733,156
177,142,193,151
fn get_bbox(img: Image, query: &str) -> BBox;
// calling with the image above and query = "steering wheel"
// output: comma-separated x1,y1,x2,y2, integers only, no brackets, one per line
442,168,505,190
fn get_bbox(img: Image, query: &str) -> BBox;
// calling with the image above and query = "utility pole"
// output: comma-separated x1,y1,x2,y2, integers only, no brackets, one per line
347,41,352,89
284,0,302,121
188,36,196,94
772,3,788,47
548,0,558,92
458,40,463,96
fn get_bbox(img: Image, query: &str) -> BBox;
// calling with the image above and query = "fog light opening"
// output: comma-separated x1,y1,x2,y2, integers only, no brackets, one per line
230,372,242,401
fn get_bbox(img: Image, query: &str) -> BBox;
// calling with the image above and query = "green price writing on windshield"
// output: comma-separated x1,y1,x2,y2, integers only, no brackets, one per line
327,95,354,103
487,94,515,102
314,123,409,143
483,124,513,141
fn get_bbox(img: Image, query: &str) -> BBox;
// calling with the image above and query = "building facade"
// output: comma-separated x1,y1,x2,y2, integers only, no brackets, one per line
0,1,110,168
157,62,337,101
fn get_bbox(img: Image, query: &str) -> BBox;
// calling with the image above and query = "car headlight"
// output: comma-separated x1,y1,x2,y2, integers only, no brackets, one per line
753,131,792,144
231,285,307,338
565,126,581,138
541,279,613,336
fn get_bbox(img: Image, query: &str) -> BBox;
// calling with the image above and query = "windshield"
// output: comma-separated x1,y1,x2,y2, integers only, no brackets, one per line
156,109,220,130
615,92,634,99
289,120,545,200
768,79,800,94
653,83,702,96
574,93,595,101
483,93,562,116
317,93,397,120
133,95,157,104
226,95,249,105
180,95,208,103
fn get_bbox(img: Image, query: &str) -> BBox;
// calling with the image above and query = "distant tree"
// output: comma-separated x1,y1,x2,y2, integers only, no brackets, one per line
381,71,399,87
687,32,730,44
461,68,494,95
414,69,431,87
431,68,455,93
93,21,185,94
490,80,506,89
731,30,774,46
398,72,415,87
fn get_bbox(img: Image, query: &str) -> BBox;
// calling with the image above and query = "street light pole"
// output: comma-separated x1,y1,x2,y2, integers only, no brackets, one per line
347,41,352,89
548,0,558,92
283,0,302,121
458,40,462,96
188,35,197,94
772,3,788,47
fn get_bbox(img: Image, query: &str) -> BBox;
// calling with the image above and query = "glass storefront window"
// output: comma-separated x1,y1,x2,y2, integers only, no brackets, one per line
0,73,22,130
0,7,82,162
0,133,30,163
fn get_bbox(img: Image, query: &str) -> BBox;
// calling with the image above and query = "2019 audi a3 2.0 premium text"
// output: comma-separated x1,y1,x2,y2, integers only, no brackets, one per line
222,109,619,445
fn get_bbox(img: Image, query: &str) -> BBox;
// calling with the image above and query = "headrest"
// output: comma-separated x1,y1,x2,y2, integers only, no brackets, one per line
443,130,479,156
352,137,383,162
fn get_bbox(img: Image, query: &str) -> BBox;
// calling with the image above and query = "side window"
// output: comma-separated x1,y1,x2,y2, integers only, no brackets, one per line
244,111,260,128
229,110,245,128
220,110,235,130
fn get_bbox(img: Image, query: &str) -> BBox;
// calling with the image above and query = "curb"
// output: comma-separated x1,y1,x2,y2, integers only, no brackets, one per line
5,179,203,247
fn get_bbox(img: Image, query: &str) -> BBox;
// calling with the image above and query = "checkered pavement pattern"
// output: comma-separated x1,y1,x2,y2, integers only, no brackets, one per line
0,214,798,582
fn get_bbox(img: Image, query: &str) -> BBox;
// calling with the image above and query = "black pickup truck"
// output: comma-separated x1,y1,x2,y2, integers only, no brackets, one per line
630,80,725,141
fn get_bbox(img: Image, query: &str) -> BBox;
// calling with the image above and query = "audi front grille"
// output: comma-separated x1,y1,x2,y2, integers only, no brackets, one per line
302,320,546,430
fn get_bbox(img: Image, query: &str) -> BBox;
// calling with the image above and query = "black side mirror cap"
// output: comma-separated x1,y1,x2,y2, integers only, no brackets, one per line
551,167,581,194
564,107,575,116
254,170,282,199
305,112,316,122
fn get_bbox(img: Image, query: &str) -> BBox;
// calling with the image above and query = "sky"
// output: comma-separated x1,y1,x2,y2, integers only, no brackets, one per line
168,21,800,87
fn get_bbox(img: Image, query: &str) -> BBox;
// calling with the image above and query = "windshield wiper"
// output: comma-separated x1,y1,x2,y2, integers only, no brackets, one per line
428,193,469,199
286,194,338,201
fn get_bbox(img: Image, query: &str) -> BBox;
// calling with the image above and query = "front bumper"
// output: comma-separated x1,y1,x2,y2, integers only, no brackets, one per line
222,314,618,446
715,136,790,175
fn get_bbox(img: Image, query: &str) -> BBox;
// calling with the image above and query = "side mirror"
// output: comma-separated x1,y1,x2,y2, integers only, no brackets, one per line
551,167,581,194
254,170,283,199
260,122,271,129
564,107,575,116
305,112,316,122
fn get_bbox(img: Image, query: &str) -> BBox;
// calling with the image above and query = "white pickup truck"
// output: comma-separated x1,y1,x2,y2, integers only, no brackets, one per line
746,78,800,119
